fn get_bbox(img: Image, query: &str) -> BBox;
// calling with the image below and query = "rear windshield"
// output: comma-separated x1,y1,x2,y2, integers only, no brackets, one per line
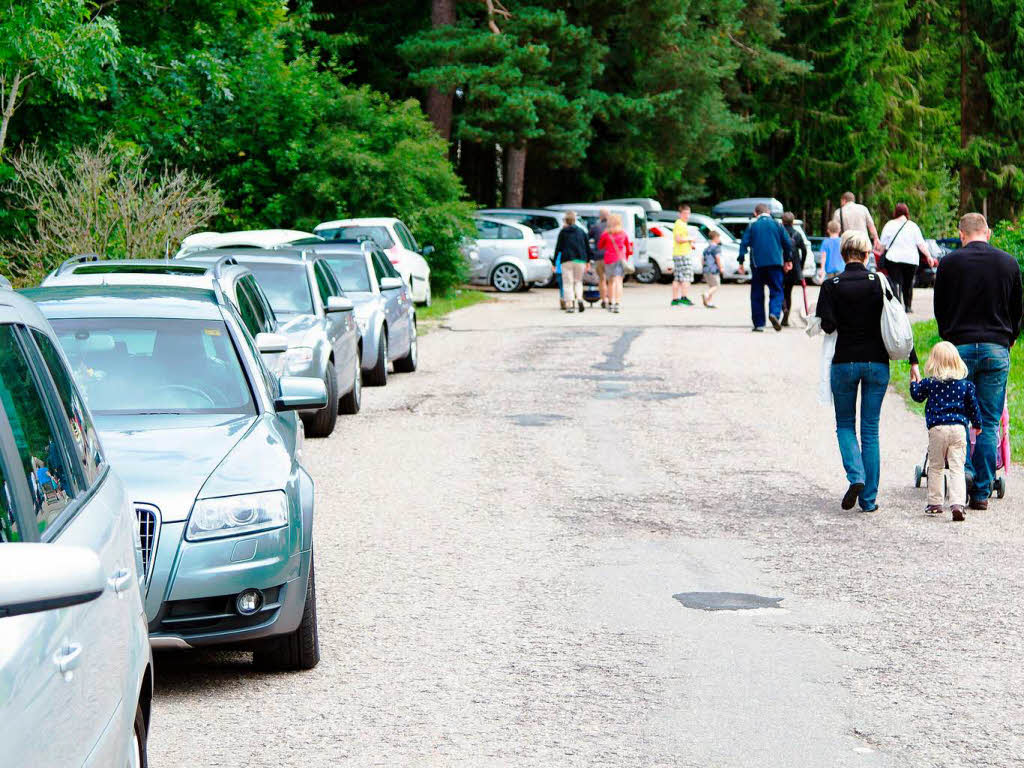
324,257,371,293
241,262,314,314
317,226,395,250
50,318,255,416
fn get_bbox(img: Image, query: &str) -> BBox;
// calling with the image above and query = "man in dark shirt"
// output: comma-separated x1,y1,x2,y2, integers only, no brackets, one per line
934,212,1024,509
738,203,793,332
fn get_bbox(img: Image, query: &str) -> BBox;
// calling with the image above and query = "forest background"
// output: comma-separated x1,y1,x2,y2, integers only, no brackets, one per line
3,0,1024,290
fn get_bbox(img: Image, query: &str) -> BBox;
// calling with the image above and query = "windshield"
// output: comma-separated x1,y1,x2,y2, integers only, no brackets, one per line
241,262,313,314
317,226,395,250
50,318,256,416
324,257,371,293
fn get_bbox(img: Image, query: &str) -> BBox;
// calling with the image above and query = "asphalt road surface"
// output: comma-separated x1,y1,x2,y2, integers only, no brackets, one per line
150,282,1024,767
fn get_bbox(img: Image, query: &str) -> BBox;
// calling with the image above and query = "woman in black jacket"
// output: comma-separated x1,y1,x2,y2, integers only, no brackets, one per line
555,211,591,313
781,212,807,326
816,231,919,512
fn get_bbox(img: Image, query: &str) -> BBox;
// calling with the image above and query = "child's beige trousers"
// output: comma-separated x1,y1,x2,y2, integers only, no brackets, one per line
927,425,968,506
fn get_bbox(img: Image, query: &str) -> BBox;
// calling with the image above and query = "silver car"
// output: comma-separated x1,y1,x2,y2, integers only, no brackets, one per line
466,216,554,292
312,241,418,386
184,249,361,438
475,208,579,287
0,287,152,767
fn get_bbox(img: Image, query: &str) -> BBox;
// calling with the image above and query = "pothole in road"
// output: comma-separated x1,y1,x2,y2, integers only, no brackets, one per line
672,592,785,611
508,413,567,427
593,381,696,401
593,329,643,371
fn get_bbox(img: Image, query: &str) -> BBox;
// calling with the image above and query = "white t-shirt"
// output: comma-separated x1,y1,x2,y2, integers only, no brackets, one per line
879,217,926,265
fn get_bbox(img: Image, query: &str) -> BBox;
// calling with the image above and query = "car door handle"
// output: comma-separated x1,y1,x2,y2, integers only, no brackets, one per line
54,642,83,676
108,568,132,594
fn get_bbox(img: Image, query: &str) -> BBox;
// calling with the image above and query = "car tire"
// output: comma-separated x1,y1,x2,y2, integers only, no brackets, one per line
338,350,362,414
491,264,523,293
304,362,338,438
254,555,320,672
129,699,148,768
393,319,418,373
365,331,388,386
635,261,661,284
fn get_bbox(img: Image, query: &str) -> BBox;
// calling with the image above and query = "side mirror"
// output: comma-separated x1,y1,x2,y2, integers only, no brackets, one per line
0,544,105,618
325,296,354,313
379,276,403,291
255,332,289,354
274,375,328,412
420,245,435,257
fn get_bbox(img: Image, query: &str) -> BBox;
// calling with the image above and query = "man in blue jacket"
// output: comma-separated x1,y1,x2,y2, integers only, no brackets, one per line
738,203,794,332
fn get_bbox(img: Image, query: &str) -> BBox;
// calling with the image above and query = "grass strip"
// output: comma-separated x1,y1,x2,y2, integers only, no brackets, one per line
416,288,492,331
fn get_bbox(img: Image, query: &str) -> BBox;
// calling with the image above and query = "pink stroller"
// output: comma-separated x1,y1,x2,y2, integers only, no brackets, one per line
914,402,1011,498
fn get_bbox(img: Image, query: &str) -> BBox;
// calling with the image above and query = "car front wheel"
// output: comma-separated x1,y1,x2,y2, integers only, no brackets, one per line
254,555,320,671
635,261,661,284
303,362,338,438
128,700,148,768
338,350,362,414
492,264,523,293
393,319,418,373
365,332,388,386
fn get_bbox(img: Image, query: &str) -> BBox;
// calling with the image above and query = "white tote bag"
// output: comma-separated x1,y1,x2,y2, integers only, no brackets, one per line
875,272,914,359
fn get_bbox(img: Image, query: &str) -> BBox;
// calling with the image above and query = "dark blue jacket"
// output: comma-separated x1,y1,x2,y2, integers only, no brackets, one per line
738,215,793,269
910,377,982,430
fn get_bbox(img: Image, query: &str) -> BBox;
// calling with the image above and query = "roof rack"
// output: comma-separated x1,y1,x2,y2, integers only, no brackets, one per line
55,253,103,275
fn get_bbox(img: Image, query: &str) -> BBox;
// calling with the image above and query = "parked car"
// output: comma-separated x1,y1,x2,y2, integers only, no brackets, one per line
313,217,434,306
182,249,361,437
0,286,152,766
711,197,784,231
45,255,288,375
644,212,747,283
25,282,328,670
176,229,323,258
476,207,586,287
546,203,652,277
712,208,820,283
466,216,553,292
312,240,418,386
596,197,663,213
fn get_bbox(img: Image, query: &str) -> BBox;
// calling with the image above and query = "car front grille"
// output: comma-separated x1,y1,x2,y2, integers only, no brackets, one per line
135,504,160,584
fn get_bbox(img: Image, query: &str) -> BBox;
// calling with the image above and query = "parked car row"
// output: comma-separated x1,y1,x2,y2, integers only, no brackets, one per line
1,228,424,765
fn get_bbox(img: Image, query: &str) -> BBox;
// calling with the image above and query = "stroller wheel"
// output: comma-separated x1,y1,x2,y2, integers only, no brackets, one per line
914,465,923,488
995,477,1007,499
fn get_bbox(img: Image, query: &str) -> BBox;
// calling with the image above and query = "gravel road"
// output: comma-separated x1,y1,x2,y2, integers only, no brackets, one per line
149,282,1024,767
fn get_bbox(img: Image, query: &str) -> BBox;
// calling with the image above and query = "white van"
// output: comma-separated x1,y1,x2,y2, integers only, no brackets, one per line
545,203,651,276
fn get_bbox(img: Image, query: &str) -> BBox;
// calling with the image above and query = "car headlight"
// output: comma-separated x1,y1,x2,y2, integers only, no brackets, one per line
282,346,313,374
186,491,288,541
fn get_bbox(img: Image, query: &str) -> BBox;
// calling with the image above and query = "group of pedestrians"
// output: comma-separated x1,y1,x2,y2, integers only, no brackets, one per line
815,211,1022,521
554,208,633,314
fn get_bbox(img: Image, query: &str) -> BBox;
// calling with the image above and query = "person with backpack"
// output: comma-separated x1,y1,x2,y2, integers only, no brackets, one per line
878,203,930,312
815,231,919,513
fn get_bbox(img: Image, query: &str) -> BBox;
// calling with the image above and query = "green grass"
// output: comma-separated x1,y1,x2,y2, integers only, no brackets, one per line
891,319,1023,458
416,289,491,329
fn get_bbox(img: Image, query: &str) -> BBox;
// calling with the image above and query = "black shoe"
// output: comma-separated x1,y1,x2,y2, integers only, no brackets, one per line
578,300,585,313
769,314,782,331
842,483,864,510
951,505,966,522
752,327,764,333
969,498,989,511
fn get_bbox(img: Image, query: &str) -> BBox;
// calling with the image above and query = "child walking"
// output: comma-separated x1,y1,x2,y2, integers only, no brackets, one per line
910,342,982,522
701,231,724,308
818,220,843,279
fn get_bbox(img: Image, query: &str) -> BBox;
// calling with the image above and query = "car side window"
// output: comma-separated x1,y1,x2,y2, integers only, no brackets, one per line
313,262,333,304
499,225,524,240
323,262,343,297
396,221,419,251
31,330,105,488
234,279,262,338
0,446,19,542
369,251,387,283
0,326,75,535
475,219,502,240
245,276,276,332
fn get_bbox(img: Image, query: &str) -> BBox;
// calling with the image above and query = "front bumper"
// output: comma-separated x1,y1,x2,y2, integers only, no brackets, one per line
147,522,310,648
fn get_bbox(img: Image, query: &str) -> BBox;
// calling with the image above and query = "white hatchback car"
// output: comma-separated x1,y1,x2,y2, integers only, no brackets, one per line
313,217,433,306
0,287,152,767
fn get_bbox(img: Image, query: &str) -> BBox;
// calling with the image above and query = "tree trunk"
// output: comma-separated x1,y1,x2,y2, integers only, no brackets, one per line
959,0,970,212
0,70,24,157
424,0,456,139
504,144,527,208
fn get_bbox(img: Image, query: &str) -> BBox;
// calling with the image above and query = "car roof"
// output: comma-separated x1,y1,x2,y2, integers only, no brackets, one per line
178,229,320,251
546,203,646,216
477,208,563,218
314,217,399,231
597,198,663,212
0,286,59,333
22,284,224,320
182,248,316,266
473,215,533,233
711,198,784,217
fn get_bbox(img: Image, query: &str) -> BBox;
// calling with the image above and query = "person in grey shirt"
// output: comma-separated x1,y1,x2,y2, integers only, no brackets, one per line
832,191,880,253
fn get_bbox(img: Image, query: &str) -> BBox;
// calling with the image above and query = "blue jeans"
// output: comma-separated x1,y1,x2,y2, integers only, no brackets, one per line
750,265,784,328
830,362,890,509
957,343,1010,501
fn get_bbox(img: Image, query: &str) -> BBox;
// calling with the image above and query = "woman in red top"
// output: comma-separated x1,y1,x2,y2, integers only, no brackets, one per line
597,214,632,313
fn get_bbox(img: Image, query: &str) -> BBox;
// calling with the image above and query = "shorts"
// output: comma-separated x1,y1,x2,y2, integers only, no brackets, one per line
594,260,605,279
704,272,721,288
673,255,693,283
606,260,625,278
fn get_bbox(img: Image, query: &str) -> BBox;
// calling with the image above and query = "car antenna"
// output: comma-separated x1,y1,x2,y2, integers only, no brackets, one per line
165,239,170,261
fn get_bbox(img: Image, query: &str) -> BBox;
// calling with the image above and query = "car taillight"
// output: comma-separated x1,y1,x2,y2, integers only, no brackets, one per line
389,259,400,265
528,245,540,259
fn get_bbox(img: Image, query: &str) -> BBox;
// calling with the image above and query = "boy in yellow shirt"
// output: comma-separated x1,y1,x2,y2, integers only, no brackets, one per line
671,204,695,306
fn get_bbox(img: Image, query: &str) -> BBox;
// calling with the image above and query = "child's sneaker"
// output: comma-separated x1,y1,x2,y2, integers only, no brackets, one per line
924,505,944,516
951,505,966,522
680,297,694,306
671,298,680,306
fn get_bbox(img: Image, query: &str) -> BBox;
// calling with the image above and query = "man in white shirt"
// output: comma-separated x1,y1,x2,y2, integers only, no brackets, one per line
832,191,880,254
879,202,931,311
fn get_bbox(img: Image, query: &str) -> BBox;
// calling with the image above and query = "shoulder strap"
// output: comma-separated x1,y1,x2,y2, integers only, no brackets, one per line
888,219,909,248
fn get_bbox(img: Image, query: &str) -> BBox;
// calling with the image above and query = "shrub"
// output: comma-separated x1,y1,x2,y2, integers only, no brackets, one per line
991,219,1024,272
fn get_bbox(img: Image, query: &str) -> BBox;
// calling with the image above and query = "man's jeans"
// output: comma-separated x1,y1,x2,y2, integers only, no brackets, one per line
830,362,890,510
750,265,784,328
957,343,1010,502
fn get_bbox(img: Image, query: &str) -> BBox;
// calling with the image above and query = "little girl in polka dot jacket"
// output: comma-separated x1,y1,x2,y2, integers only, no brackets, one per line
910,342,983,522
